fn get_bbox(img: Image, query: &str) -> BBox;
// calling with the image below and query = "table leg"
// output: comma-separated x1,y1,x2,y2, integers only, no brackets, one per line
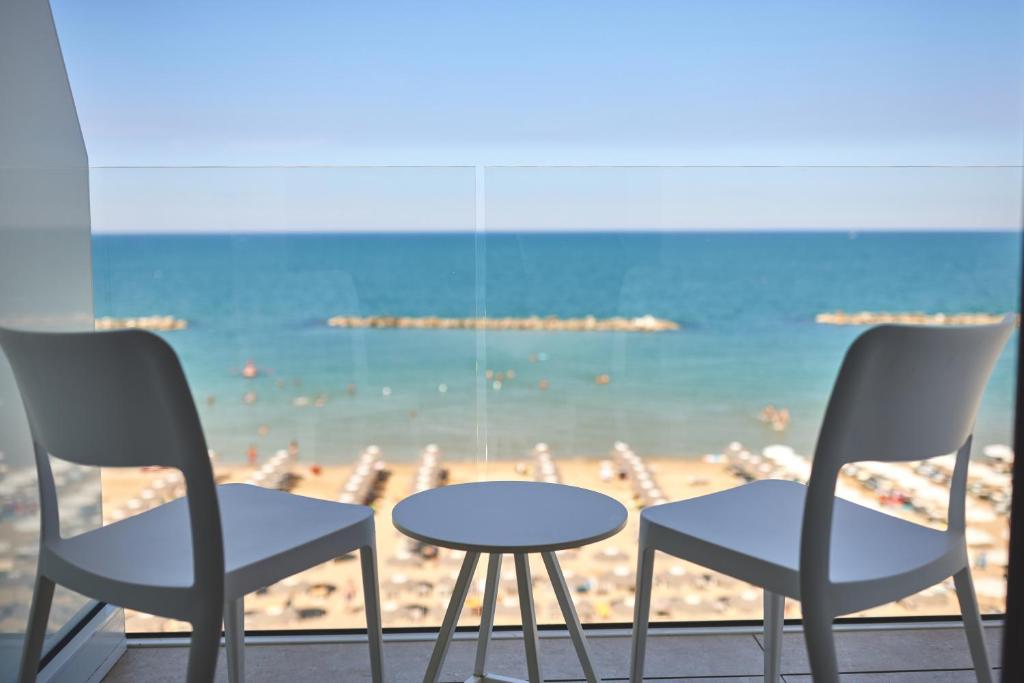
514,553,543,683
542,551,602,683
424,551,480,683
473,553,503,677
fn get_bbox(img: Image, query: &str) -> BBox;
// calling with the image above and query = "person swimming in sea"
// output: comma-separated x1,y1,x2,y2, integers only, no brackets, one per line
758,404,790,431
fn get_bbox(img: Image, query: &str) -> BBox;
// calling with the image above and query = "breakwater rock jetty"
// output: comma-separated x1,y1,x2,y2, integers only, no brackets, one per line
327,314,680,332
95,315,188,331
816,311,1011,326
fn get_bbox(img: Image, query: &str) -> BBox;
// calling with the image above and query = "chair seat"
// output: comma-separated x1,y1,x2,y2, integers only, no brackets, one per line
51,483,373,597
641,479,961,600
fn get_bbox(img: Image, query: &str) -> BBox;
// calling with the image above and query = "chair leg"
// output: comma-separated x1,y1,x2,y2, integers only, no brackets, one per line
224,597,245,683
187,609,223,683
361,544,387,683
629,545,655,683
954,567,993,683
17,573,55,683
763,591,784,683
801,603,839,683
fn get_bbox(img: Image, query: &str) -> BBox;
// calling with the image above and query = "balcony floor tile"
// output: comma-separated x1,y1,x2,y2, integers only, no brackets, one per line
753,624,1002,676
101,624,1004,682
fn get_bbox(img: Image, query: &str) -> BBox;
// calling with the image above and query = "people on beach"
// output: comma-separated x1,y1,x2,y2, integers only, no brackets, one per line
108,439,1011,632
242,359,259,378
758,404,790,431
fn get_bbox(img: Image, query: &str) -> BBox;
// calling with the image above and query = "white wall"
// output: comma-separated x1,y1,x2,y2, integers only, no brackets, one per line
0,0,98,679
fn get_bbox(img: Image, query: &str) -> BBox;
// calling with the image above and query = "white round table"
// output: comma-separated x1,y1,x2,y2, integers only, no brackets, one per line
393,481,628,683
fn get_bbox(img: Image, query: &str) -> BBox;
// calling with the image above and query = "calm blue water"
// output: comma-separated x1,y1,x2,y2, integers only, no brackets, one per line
91,231,1021,463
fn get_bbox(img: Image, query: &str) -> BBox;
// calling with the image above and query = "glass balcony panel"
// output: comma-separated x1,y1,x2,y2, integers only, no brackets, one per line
88,165,1019,632
478,165,1020,624
91,166,480,631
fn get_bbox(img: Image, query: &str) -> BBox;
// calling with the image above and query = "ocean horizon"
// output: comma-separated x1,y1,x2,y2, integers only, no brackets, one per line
92,230,1021,464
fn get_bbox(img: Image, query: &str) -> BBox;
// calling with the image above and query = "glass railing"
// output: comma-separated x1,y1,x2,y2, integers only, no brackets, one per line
1,167,100,674
87,164,1021,632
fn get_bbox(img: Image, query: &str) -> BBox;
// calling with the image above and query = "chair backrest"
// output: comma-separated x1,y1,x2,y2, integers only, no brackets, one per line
812,318,1015,468
0,327,223,598
800,317,1014,599
0,328,206,469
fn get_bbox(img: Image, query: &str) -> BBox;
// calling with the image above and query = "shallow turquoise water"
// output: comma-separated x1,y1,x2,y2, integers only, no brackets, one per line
92,231,1021,463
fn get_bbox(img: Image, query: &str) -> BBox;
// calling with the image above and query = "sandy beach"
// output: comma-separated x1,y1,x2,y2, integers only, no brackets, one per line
99,445,1010,634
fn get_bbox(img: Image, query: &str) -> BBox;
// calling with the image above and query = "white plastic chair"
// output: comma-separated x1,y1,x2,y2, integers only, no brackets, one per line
629,319,1014,683
0,328,386,683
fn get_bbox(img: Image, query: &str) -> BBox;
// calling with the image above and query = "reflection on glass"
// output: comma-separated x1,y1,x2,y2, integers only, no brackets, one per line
92,167,482,631
91,166,1019,632
479,167,1020,624
1,224,97,671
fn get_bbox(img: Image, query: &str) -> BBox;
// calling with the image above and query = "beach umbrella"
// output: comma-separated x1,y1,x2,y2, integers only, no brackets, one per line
596,546,626,562
966,507,997,524
307,583,336,599
978,549,1009,567
966,529,995,547
983,444,1013,463
603,565,634,588
388,550,420,567
388,574,409,592
973,578,1006,599
401,604,430,621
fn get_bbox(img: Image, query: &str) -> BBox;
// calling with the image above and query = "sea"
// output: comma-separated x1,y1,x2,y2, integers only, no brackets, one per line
91,231,1021,464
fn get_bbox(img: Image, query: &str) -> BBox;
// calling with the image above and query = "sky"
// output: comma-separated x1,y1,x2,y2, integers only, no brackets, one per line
50,0,1024,231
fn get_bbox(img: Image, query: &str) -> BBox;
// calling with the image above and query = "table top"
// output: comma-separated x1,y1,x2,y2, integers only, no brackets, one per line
392,480,628,553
